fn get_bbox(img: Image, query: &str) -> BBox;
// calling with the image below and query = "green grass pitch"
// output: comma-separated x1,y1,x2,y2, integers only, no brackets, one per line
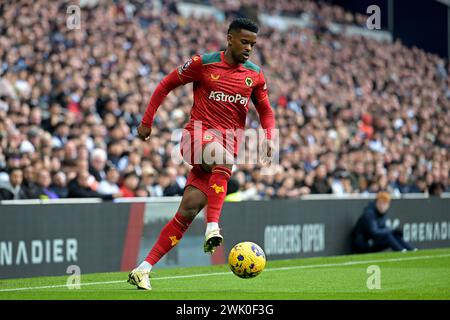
0,248,449,300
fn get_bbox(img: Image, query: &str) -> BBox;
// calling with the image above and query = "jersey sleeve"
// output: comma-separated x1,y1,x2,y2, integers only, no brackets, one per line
176,55,203,85
251,70,269,104
251,71,275,140
140,55,203,128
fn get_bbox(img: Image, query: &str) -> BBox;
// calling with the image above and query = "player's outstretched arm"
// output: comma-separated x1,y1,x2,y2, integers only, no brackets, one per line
138,69,183,140
253,97,275,140
138,55,202,141
253,97,276,166
251,71,275,139
251,71,276,165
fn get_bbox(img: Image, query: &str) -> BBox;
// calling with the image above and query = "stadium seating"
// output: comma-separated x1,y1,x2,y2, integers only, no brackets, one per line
0,0,448,200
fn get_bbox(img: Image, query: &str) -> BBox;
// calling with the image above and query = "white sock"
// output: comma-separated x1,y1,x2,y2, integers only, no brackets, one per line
136,260,152,272
205,222,219,236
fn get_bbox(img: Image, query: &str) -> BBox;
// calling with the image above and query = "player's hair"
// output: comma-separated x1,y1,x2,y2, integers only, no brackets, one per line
228,18,259,34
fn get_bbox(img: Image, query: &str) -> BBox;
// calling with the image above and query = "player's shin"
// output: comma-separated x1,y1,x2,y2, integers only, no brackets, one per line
203,165,231,253
206,165,232,223
144,211,193,266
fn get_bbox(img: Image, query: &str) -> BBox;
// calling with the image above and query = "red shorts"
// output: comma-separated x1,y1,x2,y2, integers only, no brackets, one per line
180,129,237,166
184,165,212,196
180,129,235,196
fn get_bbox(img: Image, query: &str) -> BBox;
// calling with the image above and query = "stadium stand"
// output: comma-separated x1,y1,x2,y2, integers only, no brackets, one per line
0,0,449,200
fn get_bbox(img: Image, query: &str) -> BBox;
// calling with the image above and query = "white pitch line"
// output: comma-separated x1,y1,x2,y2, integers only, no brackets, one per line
1,253,449,292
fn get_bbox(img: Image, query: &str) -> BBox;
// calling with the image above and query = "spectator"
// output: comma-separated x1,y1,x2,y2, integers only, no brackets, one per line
0,0,448,199
49,171,69,198
51,122,70,149
119,172,139,198
41,103,64,133
358,113,374,140
351,192,416,253
396,171,413,194
162,168,184,196
140,166,158,197
0,168,27,200
89,148,108,182
152,172,170,197
331,170,353,195
311,164,332,194
409,176,428,194
97,166,121,195
153,170,182,197
107,140,128,171
35,170,59,199
428,182,445,198
349,162,366,192
68,170,120,200
21,165,40,199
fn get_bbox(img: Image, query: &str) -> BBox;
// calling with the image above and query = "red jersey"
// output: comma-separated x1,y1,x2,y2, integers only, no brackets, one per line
141,51,275,155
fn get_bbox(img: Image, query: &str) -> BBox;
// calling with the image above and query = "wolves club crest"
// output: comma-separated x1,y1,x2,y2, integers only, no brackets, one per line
245,77,253,87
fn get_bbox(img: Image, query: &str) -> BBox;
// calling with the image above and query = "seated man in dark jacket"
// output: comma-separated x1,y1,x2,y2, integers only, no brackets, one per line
351,191,416,253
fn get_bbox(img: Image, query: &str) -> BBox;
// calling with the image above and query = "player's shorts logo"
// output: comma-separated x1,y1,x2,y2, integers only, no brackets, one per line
210,74,220,81
245,77,253,87
204,134,214,141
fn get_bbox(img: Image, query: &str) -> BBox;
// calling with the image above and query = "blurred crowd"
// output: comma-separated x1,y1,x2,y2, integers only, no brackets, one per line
193,0,368,24
0,0,449,201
